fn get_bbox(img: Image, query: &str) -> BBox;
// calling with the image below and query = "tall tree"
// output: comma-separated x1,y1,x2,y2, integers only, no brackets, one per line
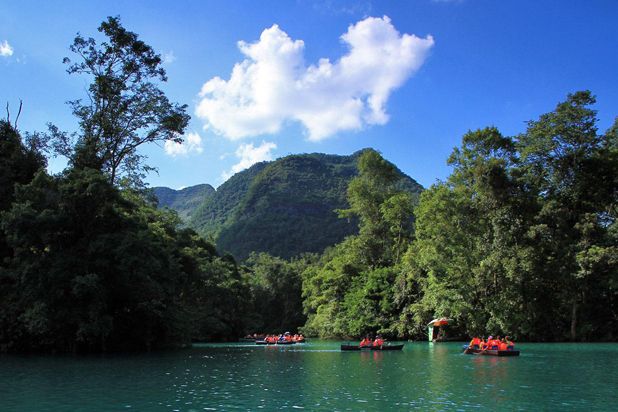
405,92,617,341
517,91,618,340
51,16,189,186
302,150,418,338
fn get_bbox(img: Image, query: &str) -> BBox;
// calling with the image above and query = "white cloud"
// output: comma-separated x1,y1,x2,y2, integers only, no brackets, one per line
0,40,14,57
196,16,434,141
222,141,277,180
162,51,176,64
164,132,203,156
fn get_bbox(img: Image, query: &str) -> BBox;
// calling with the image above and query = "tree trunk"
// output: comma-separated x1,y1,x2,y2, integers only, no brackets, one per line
570,300,578,341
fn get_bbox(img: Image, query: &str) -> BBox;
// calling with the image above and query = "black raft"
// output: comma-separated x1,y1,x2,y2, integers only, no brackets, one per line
341,344,404,351
462,347,520,357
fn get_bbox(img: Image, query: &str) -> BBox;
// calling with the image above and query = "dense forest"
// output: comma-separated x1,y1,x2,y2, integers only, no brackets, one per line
0,18,302,352
1,17,616,353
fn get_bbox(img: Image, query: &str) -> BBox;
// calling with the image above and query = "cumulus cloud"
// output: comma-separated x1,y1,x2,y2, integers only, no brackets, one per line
0,40,14,57
222,141,277,180
164,132,203,156
162,51,176,64
196,16,434,141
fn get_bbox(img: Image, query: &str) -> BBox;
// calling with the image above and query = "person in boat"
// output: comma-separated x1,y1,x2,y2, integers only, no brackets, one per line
359,336,372,347
481,336,492,350
468,336,481,349
284,332,293,342
491,336,501,350
505,336,514,350
373,335,384,347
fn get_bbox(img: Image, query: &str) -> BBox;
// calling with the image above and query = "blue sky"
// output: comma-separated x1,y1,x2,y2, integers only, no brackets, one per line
2,0,618,189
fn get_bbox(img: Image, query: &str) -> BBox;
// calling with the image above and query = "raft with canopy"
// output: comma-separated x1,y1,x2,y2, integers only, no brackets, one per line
427,318,451,342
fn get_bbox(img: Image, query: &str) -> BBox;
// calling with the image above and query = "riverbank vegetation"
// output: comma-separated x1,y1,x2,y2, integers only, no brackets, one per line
1,18,616,353
301,91,617,342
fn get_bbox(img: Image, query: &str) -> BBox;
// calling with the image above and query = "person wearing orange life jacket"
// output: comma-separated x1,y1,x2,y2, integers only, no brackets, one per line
359,336,372,347
505,336,515,350
481,336,492,350
373,335,384,347
498,338,508,351
469,336,481,349
491,336,501,350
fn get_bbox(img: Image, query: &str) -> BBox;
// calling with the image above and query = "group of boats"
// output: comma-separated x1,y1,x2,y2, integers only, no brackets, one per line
340,342,518,355
242,332,519,356
242,332,306,345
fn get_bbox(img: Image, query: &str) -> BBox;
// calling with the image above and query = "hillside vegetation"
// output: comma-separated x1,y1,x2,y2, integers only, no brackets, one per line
157,150,424,260
153,184,215,221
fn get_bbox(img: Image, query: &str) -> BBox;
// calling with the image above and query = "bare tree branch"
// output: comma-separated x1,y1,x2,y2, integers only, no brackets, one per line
15,100,23,129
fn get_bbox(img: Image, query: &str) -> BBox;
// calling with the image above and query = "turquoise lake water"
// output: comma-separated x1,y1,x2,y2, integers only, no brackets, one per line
1,341,617,411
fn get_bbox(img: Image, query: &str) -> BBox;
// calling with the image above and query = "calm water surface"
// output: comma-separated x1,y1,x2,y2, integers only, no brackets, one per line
1,341,617,411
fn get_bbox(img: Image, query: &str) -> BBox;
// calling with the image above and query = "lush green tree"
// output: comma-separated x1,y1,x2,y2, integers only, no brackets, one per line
302,150,419,338
1,19,264,353
0,165,252,351
404,92,617,341
50,16,189,186
0,121,46,211
517,91,618,340
242,253,312,333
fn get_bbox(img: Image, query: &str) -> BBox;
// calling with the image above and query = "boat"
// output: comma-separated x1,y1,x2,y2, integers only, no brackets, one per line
255,340,297,345
462,347,520,357
427,317,452,342
340,344,404,351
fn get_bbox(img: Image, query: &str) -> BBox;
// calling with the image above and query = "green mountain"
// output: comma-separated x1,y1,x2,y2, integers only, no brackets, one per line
155,150,423,260
152,184,215,221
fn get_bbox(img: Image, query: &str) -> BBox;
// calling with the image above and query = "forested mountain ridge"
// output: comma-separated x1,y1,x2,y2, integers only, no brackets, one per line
153,184,215,221
154,150,424,260
189,161,270,240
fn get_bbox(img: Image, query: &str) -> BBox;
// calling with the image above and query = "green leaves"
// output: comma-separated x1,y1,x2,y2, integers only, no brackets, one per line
405,91,617,341
55,16,190,186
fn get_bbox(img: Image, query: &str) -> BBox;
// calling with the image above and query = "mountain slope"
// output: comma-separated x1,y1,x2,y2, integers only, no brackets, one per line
199,150,423,259
153,149,423,260
152,184,215,221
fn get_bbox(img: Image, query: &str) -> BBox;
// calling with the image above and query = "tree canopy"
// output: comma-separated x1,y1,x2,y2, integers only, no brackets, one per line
51,16,190,186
